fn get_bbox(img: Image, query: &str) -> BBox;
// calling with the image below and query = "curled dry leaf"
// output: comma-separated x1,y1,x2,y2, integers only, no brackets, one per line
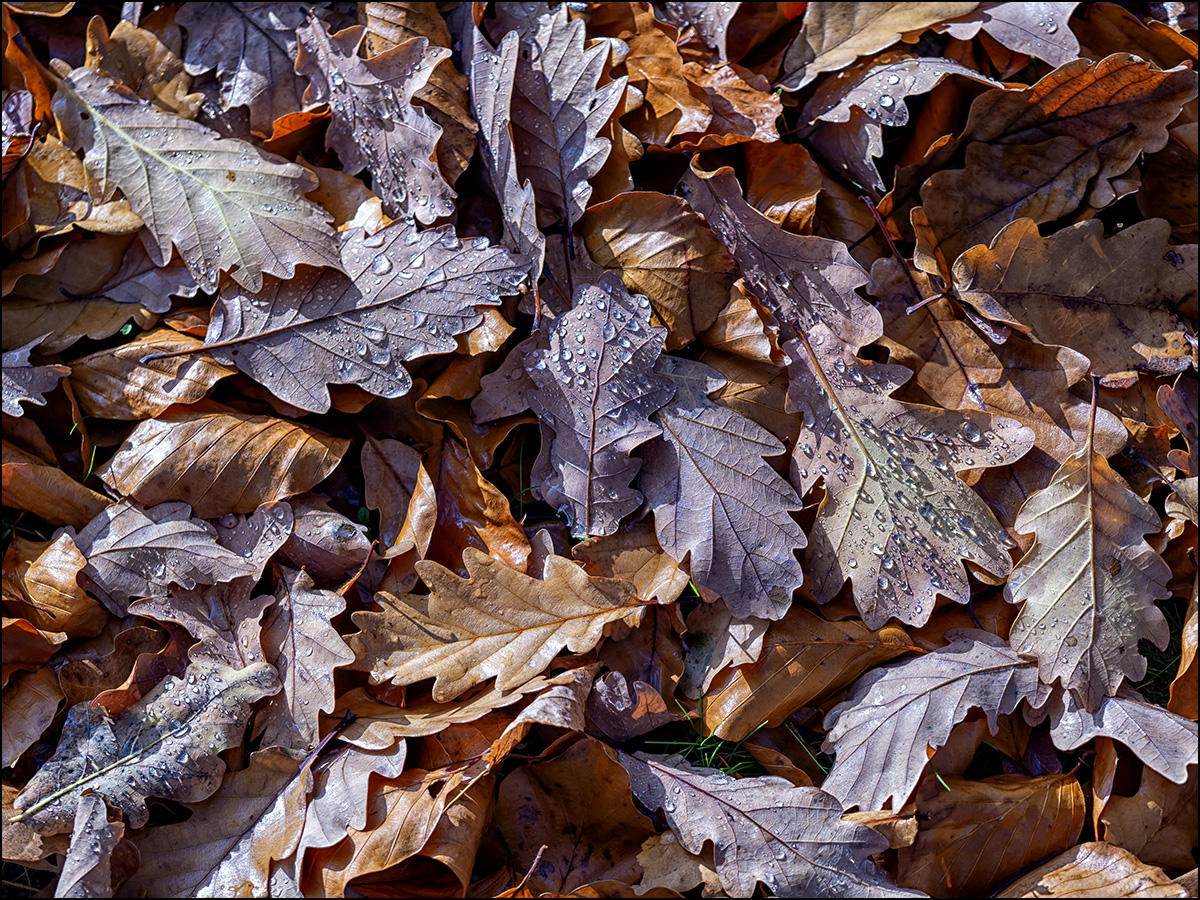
1007,440,1171,711
526,274,673,538
296,19,455,224
202,219,526,413
778,2,980,89
822,629,1049,811
642,355,805,621
703,605,915,741
98,403,348,518
996,840,1188,899
51,63,342,293
350,547,643,701
582,191,735,349
11,659,280,834
619,752,923,897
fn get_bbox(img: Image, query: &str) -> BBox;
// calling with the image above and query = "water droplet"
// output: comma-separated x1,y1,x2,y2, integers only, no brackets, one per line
879,95,894,108
958,420,983,443
887,74,900,85
371,256,393,276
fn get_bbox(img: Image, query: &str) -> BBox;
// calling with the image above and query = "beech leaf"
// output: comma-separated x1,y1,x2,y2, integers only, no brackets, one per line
641,355,806,621
778,2,980,90
619,752,923,897
296,19,455,224
11,659,280,834
526,274,673,538
51,63,341,293
202,220,526,413
97,404,349,518
822,629,1049,812
349,547,643,701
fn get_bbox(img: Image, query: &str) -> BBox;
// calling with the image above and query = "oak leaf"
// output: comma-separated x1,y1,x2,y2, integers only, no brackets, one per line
51,63,341,293
58,792,123,898
526,274,673,537
296,19,454,224
11,659,280,834
998,841,1188,899
1044,688,1198,783
73,499,261,615
641,355,805,621
822,629,1049,811
939,2,1083,66
912,54,1198,266
1,335,67,417
952,218,1197,382
1007,440,1171,710
349,547,643,701
200,220,526,413
787,324,1033,627
619,751,922,897
175,1,312,136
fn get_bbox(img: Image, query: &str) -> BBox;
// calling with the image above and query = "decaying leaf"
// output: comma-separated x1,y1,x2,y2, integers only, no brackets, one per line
52,63,342,292
619,751,923,897
641,355,805,621
201,219,526,413
526,274,672,537
11,659,280,834
350,548,643,700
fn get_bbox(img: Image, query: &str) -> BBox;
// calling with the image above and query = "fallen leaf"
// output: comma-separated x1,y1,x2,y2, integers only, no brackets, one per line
996,840,1187,899
201,218,526,413
98,403,348,518
296,19,455,224
939,2,1083,66
641,355,806,621
350,548,642,700
1007,436,1171,710
619,751,922,897
2,335,67,417
11,659,280,834
526,274,672,537
52,62,342,292
822,628,1049,811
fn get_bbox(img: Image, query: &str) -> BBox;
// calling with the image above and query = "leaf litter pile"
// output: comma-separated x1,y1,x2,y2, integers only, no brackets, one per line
1,2,1198,897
